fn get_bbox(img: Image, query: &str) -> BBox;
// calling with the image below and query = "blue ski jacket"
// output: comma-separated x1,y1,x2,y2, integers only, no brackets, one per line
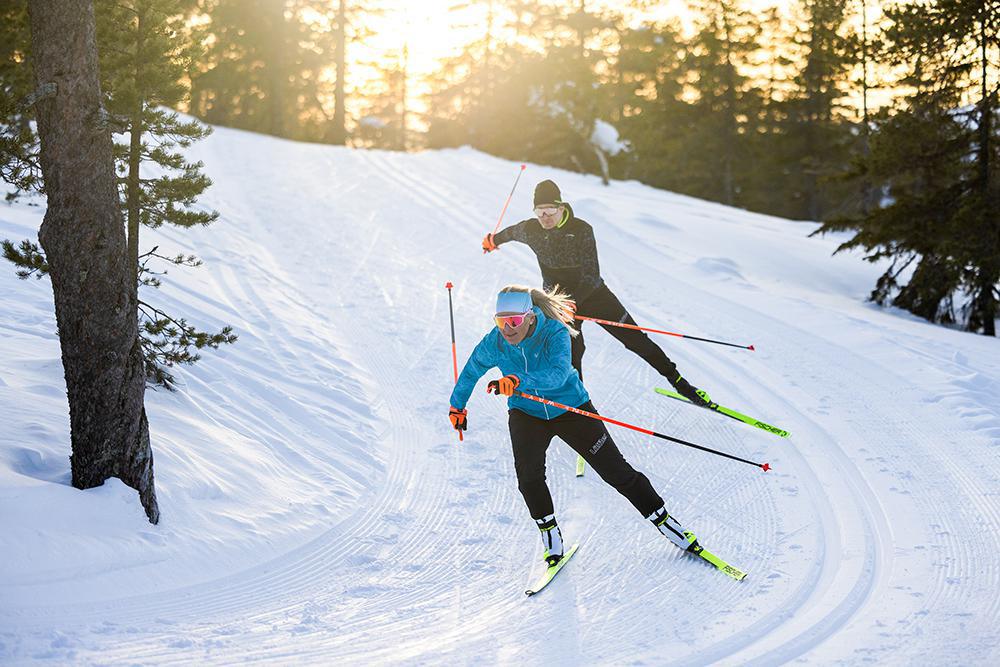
449,306,589,420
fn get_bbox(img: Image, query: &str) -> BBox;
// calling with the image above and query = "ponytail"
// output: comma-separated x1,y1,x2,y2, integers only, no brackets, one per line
499,284,578,337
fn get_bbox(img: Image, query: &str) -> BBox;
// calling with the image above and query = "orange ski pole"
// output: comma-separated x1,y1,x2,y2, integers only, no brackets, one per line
492,386,769,471
575,315,754,351
490,164,527,237
445,282,463,441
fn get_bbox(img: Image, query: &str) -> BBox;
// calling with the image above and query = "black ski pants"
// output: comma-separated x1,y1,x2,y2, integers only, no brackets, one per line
571,283,678,382
508,402,664,520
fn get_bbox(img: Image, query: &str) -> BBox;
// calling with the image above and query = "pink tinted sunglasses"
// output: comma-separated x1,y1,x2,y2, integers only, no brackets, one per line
495,312,530,329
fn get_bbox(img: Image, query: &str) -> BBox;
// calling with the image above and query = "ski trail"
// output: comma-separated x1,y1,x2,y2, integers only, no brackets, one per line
4,143,998,665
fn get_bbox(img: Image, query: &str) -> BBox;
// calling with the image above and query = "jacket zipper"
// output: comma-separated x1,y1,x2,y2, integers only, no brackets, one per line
519,345,549,419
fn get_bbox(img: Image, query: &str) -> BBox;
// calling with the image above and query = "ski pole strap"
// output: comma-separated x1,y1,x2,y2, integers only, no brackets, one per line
574,315,754,351
514,391,769,471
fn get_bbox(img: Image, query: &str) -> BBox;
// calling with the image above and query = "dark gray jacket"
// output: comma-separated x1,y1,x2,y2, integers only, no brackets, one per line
494,203,605,303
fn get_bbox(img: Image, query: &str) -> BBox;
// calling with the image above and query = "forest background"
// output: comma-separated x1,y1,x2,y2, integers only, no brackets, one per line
2,0,998,334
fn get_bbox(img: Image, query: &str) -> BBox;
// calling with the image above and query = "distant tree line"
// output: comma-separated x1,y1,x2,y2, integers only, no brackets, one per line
426,0,998,335
3,1,998,336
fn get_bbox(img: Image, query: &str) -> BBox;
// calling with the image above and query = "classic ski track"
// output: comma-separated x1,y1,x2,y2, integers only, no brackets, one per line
6,149,999,664
148,154,860,664
48,146,540,659
596,232,890,664
599,220,999,664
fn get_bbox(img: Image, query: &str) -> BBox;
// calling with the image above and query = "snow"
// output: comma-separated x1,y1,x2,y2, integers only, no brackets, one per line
591,119,629,156
2,127,999,664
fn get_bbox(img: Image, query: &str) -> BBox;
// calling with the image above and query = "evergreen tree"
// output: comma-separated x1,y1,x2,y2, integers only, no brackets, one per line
815,0,1000,335
323,0,383,144
777,0,858,220
97,0,237,388
0,0,40,197
425,0,536,151
355,44,409,150
677,0,764,207
24,0,160,523
606,21,688,188
4,0,237,387
187,0,334,142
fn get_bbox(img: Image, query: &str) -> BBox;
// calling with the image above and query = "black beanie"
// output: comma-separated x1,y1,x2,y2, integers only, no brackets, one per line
533,180,562,207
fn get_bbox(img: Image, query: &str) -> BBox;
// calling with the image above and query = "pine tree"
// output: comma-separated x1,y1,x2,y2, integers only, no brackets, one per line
677,0,764,207
24,0,159,523
778,0,858,220
96,0,237,388
355,44,409,150
187,0,334,142
606,21,688,188
0,0,40,197
815,0,1000,335
4,0,237,388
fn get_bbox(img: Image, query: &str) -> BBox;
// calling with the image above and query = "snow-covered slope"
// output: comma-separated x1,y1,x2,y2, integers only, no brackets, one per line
1,126,998,665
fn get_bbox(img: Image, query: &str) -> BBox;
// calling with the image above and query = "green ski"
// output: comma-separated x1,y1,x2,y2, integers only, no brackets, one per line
683,531,747,581
691,544,748,581
575,455,586,477
654,387,790,439
525,543,580,596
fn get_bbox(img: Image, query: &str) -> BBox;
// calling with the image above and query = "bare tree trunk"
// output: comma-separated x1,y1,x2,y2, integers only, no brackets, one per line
330,0,347,145
27,0,159,523
859,0,874,215
976,11,996,336
127,4,146,300
720,7,736,207
399,41,408,151
265,0,287,138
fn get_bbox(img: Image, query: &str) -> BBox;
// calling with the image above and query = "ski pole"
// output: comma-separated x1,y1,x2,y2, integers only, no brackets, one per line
490,164,527,237
508,389,770,471
575,315,754,351
445,281,463,441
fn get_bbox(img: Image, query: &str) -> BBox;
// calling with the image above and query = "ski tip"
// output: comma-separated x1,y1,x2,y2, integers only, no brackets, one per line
748,344,755,351
520,163,527,170
445,281,453,289
761,463,771,472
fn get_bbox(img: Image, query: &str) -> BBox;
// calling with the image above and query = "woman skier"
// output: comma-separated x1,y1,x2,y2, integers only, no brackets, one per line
482,179,712,408
447,285,701,567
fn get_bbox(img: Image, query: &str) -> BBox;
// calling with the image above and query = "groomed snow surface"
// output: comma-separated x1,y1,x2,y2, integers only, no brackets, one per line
2,126,999,665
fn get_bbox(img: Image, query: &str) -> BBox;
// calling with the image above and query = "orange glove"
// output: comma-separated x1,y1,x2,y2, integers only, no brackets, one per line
449,406,468,431
486,374,520,397
482,233,497,253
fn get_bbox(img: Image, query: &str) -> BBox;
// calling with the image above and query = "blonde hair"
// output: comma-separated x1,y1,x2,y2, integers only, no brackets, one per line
499,284,579,337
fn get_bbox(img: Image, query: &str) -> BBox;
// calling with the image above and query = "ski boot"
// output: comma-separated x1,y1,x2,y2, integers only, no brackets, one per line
648,507,699,553
535,514,564,566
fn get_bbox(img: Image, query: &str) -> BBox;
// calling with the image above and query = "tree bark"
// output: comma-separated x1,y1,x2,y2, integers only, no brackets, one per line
27,0,159,523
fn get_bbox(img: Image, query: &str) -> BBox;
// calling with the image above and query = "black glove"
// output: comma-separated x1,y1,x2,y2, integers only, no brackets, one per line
672,375,713,408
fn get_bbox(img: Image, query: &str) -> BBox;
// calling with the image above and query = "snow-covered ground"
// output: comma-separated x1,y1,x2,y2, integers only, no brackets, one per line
1,125,998,665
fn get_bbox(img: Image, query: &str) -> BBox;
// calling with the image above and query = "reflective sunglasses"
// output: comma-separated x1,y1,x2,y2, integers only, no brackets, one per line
495,312,531,329
534,206,560,217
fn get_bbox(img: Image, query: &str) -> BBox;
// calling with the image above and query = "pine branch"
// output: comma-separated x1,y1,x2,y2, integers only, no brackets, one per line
2,238,49,279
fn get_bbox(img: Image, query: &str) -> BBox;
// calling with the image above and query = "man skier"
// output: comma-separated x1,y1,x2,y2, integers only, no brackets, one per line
448,286,703,568
482,179,711,407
